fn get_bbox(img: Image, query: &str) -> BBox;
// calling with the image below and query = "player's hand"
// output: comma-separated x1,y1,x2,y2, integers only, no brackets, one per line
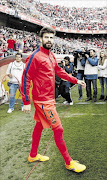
23,104,31,114
77,80,86,88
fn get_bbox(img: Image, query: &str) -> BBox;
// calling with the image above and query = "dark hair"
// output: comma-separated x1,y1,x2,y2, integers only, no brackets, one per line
99,50,107,65
15,52,22,57
81,47,85,50
90,49,95,53
39,27,56,37
64,56,70,62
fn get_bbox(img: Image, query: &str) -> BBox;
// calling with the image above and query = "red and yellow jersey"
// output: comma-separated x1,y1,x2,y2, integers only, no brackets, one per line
21,46,78,105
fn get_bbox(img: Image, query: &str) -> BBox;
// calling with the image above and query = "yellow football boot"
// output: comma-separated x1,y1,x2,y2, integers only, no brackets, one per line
65,160,86,173
28,154,49,162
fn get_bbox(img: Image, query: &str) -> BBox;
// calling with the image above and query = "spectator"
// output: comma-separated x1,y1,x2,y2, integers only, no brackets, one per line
2,42,8,57
7,35,16,54
60,56,74,105
76,47,86,100
0,43,4,59
14,38,20,52
98,50,107,101
6,52,25,113
18,37,24,52
23,43,28,53
84,49,99,102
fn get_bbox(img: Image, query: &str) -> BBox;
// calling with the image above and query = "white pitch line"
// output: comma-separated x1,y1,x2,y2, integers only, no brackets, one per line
76,102,106,105
60,113,105,117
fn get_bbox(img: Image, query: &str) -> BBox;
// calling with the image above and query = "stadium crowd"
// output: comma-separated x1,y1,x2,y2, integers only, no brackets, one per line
35,1,107,30
0,26,40,58
0,26,107,59
0,0,107,31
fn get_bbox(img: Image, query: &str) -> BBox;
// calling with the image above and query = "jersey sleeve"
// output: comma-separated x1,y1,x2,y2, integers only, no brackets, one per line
20,55,38,105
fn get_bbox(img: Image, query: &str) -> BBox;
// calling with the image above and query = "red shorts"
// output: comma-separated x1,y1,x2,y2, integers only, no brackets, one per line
33,100,61,129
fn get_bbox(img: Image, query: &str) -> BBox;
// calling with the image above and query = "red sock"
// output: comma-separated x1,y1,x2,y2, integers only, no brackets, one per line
53,125,72,165
30,122,43,157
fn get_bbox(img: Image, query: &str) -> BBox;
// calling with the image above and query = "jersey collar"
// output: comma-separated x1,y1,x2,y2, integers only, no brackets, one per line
40,46,50,55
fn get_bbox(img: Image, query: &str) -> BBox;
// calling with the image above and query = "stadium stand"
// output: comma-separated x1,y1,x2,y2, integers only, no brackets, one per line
35,1,107,30
0,26,107,59
0,0,107,32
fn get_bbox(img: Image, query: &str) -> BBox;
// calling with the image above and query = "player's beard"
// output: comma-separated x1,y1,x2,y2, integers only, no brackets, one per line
42,42,53,50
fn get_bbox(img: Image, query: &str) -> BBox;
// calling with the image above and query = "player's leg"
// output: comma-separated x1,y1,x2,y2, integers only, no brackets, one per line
28,121,49,162
52,124,86,173
30,121,43,157
52,124,72,165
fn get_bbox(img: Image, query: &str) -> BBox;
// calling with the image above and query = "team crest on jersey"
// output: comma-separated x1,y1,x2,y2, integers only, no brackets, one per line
51,118,56,124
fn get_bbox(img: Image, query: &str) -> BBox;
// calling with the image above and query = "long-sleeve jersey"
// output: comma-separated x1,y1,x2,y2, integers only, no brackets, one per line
21,46,78,105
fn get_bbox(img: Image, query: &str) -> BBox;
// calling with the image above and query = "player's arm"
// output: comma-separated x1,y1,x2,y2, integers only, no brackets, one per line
20,56,37,113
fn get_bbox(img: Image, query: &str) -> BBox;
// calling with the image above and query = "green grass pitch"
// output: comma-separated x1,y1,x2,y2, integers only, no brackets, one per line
0,83,107,180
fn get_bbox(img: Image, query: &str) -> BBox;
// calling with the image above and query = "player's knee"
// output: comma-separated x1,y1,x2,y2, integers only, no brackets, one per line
52,124,63,133
34,122,43,131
